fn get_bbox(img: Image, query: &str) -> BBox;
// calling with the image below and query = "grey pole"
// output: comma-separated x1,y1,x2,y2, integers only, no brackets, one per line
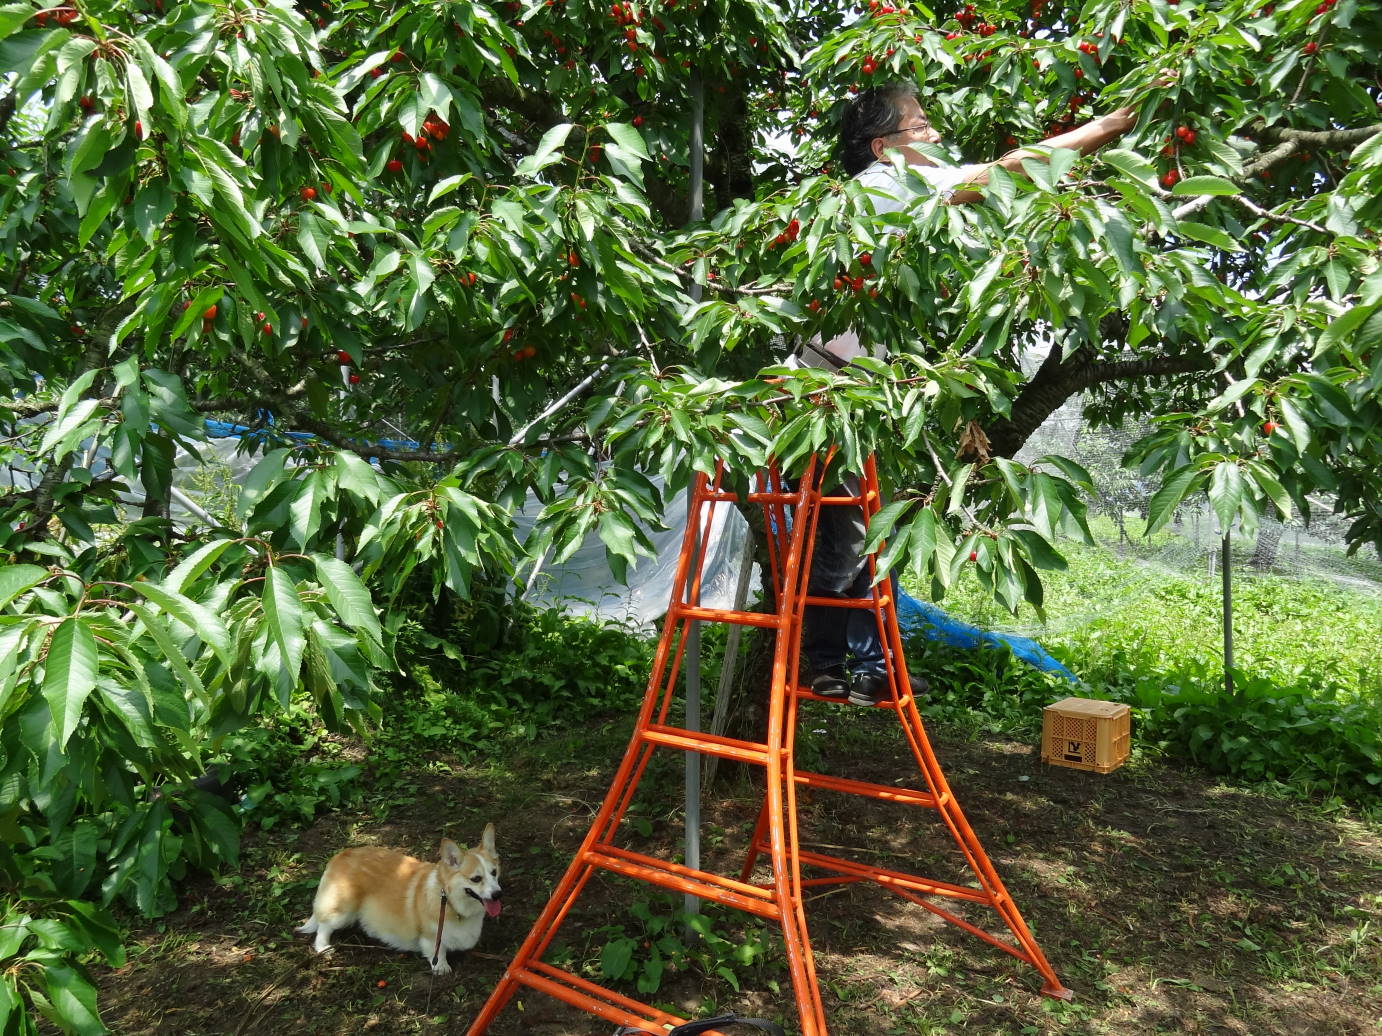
1222,529,1234,698
683,71,706,926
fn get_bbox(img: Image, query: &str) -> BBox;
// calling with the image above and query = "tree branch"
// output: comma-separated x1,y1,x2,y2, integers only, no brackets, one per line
986,347,1214,458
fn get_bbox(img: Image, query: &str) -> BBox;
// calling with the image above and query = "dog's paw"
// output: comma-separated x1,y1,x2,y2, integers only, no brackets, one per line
430,958,453,976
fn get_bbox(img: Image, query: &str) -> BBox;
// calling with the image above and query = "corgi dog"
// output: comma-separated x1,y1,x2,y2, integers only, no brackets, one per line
297,824,502,974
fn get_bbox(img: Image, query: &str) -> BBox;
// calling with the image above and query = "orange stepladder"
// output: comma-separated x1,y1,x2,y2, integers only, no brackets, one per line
466,454,1071,1036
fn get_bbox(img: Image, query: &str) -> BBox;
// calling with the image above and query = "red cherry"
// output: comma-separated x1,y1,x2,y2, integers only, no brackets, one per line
202,305,218,320
968,550,978,562
386,158,404,173
348,373,361,384
807,298,821,312
859,252,872,266
79,96,94,110
1161,169,1180,187
632,115,643,127
336,351,351,364
261,322,272,334
369,67,383,79
833,277,845,291
1262,421,1277,436
300,186,316,201
1302,41,1318,54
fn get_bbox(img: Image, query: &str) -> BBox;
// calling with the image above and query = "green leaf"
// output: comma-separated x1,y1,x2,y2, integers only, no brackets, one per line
165,539,237,596
39,398,102,462
1175,220,1242,251
37,964,105,1036
1146,464,1204,536
604,121,650,160
127,603,207,705
262,566,305,679
1100,148,1158,189
1208,461,1246,532
43,618,98,750
297,212,329,271
63,901,127,967
0,564,47,612
1171,175,1240,196
132,581,231,665
1313,302,1376,359
310,556,384,654
515,122,573,176
0,3,35,40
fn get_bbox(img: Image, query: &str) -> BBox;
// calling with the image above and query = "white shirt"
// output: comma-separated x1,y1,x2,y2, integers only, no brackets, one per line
793,159,984,369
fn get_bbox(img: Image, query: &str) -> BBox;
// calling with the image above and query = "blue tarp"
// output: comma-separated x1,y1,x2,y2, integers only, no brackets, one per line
896,590,1077,682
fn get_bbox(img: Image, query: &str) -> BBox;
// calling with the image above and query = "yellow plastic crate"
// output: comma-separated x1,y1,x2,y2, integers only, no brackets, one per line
1041,697,1130,774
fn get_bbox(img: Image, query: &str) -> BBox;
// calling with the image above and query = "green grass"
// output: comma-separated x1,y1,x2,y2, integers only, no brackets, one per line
925,516,1382,704
902,515,1382,802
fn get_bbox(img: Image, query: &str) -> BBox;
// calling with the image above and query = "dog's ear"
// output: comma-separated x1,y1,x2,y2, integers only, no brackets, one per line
481,823,496,855
439,838,463,870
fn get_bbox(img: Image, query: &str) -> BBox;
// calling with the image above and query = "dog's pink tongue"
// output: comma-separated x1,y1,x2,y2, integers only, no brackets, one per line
485,899,502,918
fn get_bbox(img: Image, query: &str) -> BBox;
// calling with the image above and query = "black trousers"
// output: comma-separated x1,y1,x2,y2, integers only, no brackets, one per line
801,475,886,675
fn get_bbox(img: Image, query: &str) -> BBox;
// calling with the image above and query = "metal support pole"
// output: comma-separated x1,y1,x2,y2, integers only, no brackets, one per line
1221,530,1234,698
682,70,706,927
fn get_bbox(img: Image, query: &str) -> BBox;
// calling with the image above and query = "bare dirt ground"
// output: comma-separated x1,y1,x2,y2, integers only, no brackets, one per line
93,707,1382,1035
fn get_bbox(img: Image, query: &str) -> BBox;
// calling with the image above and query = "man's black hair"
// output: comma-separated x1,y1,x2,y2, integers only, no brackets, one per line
838,83,922,177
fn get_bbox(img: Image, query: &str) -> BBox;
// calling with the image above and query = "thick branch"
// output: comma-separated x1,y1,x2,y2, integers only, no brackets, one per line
986,349,1214,458
1259,123,1382,148
1172,123,1381,221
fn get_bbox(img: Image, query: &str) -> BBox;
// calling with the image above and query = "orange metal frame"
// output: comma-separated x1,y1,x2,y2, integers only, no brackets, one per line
466,455,1071,1036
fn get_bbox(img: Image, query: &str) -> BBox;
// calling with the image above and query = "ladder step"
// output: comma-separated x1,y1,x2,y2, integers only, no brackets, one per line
514,961,709,1035
701,490,801,505
801,593,891,609
796,686,917,712
641,724,770,765
753,846,991,905
793,770,946,808
584,845,780,918
668,603,783,628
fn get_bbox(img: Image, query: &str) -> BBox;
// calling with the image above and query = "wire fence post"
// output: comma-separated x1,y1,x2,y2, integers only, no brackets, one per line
1222,529,1234,698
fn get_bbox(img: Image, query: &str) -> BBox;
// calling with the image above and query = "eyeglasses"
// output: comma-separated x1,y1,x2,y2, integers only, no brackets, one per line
879,122,932,137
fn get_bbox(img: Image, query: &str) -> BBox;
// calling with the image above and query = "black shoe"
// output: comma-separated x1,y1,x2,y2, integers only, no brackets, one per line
849,672,928,706
849,672,889,706
804,664,850,698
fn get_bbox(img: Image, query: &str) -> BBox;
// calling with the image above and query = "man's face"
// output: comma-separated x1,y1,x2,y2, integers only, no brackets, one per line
875,95,943,166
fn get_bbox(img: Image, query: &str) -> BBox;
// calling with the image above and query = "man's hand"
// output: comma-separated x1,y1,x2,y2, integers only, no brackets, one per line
1103,108,1138,136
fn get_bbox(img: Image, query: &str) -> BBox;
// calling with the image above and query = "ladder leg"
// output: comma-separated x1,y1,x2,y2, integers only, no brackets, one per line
859,457,1072,1000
